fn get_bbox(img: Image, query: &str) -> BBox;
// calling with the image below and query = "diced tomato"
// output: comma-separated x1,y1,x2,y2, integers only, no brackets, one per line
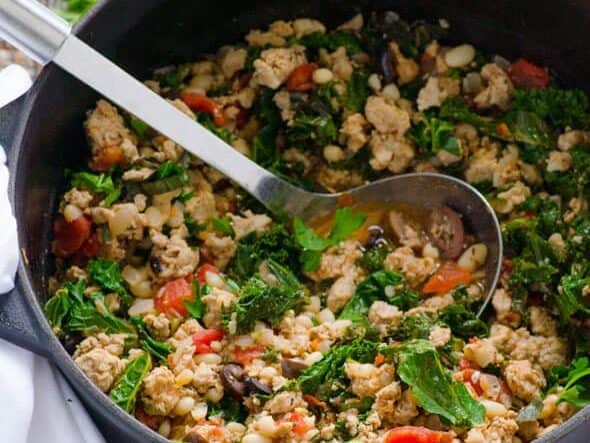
180,91,225,126
154,277,194,317
460,368,484,396
496,122,511,138
91,146,125,172
422,262,472,294
196,263,221,286
374,353,386,366
384,426,453,443
284,412,314,436
508,58,550,89
286,63,318,92
233,344,265,365
52,215,92,258
192,329,224,354
78,231,101,257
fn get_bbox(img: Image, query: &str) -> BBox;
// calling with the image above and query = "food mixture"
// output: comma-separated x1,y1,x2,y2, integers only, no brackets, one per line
44,11,590,443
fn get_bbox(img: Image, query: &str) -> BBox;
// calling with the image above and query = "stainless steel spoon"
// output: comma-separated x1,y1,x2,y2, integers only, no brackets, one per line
0,0,502,311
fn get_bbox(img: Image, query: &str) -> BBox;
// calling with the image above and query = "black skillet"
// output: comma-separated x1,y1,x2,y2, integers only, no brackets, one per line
0,0,589,441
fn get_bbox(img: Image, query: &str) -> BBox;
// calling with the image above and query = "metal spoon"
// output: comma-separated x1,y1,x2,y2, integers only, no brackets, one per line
0,0,502,311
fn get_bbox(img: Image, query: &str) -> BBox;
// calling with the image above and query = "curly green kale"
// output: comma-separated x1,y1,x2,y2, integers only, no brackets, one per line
223,259,306,333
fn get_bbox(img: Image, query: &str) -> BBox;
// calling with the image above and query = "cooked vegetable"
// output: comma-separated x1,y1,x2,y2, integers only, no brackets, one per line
223,259,306,333
88,259,133,306
411,115,461,157
294,207,366,272
54,0,97,23
109,352,151,413
508,58,550,89
299,31,364,56
52,215,92,258
344,69,370,113
154,277,195,317
423,262,472,294
71,171,121,207
130,317,172,363
192,328,224,354
287,63,318,92
180,92,225,126
45,279,134,336
397,340,485,427
339,270,420,324
141,161,189,195
384,426,453,443
550,357,590,408
297,339,381,401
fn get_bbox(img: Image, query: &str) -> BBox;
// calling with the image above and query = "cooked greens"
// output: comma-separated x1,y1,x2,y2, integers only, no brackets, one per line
397,340,485,427
71,171,121,207
109,352,151,413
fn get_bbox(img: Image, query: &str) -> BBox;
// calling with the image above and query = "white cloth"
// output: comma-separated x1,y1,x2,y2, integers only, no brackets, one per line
0,65,106,443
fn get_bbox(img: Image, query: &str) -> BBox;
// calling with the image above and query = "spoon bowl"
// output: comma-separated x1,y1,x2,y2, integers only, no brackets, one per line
273,172,503,315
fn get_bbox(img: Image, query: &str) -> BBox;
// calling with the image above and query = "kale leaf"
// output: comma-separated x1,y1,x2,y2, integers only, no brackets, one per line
45,279,135,336
88,259,133,306
197,112,236,143
71,171,121,207
54,0,97,23
224,259,306,333
550,357,590,408
297,339,381,401
228,224,301,281
109,352,151,413
344,69,370,113
396,339,485,427
130,317,172,363
512,87,590,129
359,242,390,272
299,31,364,56
411,115,461,157
389,312,438,341
439,303,489,339
141,162,189,196
339,270,420,324
294,207,366,272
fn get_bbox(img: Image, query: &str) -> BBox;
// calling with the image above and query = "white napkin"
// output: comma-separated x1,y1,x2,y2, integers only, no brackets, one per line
0,64,106,443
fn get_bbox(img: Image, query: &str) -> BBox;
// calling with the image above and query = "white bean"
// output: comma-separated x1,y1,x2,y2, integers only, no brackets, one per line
317,308,335,324
458,243,488,272
445,44,476,67
312,68,334,85
381,83,400,102
480,399,507,417
157,419,171,437
323,144,346,163
174,396,195,416
255,416,277,437
368,73,382,92
127,298,154,317
242,434,272,443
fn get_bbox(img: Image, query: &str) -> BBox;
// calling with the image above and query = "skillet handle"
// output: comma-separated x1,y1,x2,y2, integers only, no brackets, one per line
0,279,51,358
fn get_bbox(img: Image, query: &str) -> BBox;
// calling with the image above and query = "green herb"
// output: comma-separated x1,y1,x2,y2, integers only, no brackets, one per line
390,312,438,341
197,112,236,143
439,303,489,339
504,110,553,163
359,243,390,272
154,65,190,89
299,31,364,55
411,115,461,157
224,259,306,333
175,190,195,204
109,352,151,413
344,69,370,113
88,259,133,306
71,171,121,207
130,317,172,363
286,114,338,151
294,207,366,272
298,340,381,401
54,0,97,23
128,116,150,139
397,339,485,427
142,162,189,195
211,217,235,237
228,224,301,281
45,279,135,336
261,347,280,363
439,97,497,137
339,270,420,324
555,265,590,319
553,357,590,408
207,396,248,423
511,87,590,129
184,280,206,320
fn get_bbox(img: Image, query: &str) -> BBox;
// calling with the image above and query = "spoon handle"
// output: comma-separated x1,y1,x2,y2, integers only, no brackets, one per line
0,0,312,216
